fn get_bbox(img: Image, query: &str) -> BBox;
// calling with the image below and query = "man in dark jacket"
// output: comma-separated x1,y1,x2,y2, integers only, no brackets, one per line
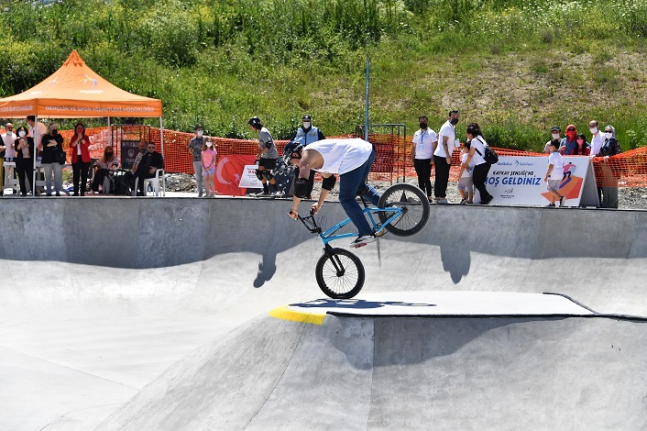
133,142,164,196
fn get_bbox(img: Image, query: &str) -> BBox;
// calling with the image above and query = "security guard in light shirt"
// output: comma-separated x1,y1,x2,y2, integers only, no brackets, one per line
291,115,326,199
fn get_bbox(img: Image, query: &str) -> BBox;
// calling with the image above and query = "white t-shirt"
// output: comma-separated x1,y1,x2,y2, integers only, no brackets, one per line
307,138,373,175
460,152,475,178
2,132,16,158
434,120,457,158
29,122,47,147
590,132,605,156
470,137,488,165
548,152,564,180
412,129,437,159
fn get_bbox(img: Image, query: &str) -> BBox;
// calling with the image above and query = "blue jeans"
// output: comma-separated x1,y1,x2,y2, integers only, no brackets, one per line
338,149,381,237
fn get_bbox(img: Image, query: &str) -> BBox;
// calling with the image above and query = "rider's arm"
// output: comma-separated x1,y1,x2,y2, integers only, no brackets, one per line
312,173,334,213
289,152,313,218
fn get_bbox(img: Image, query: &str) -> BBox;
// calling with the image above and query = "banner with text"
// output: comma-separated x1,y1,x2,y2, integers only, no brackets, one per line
485,156,599,207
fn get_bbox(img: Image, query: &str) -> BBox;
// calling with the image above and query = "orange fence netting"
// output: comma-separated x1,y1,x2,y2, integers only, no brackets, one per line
7,127,646,189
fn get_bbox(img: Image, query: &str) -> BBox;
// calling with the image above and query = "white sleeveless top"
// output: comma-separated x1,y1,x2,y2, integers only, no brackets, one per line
306,138,373,175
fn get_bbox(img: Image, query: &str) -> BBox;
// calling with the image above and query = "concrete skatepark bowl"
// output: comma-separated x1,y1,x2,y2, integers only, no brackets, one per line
1,197,646,430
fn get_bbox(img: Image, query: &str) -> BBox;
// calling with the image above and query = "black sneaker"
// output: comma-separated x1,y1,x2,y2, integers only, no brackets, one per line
481,196,493,205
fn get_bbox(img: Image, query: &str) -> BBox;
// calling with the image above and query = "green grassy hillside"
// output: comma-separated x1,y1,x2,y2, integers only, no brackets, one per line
2,0,647,151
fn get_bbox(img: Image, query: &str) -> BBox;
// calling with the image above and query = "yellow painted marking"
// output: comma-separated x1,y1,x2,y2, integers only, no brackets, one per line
269,306,326,325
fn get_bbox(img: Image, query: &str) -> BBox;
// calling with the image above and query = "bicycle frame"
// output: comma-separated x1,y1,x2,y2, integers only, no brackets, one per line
298,206,404,246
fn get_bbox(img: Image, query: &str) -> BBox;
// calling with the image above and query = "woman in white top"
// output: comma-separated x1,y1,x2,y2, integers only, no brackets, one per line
463,123,493,205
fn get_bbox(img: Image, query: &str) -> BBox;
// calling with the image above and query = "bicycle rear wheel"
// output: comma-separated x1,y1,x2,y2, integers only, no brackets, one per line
315,248,365,299
377,183,430,237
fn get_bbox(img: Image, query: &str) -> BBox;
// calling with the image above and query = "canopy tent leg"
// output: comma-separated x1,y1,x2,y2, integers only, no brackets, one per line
32,116,38,197
160,117,165,195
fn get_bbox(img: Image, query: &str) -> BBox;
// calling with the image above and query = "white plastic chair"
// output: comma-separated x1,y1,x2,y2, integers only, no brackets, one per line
134,169,165,197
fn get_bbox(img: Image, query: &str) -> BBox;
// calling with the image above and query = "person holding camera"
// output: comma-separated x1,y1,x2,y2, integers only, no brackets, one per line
91,146,120,194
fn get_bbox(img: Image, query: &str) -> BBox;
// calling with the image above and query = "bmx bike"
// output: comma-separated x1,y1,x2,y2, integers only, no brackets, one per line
296,183,430,299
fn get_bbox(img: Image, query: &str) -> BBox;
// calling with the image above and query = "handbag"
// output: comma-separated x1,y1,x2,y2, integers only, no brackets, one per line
56,148,67,164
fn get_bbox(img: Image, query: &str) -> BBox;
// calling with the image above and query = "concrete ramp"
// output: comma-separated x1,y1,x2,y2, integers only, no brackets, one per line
96,310,647,431
1,197,647,430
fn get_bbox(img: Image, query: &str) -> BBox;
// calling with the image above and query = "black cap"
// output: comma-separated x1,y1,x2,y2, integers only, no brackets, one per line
302,115,311,121
550,126,560,132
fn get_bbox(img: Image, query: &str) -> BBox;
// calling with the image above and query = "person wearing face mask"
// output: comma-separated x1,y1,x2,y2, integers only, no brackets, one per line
91,146,120,194
433,110,460,204
201,140,218,197
573,133,591,156
291,115,326,199
70,122,92,196
559,124,578,155
411,115,437,202
2,123,18,196
39,122,65,196
595,125,622,208
544,126,561,154
588,120,604,157
188,125,206,197
14,126,34,197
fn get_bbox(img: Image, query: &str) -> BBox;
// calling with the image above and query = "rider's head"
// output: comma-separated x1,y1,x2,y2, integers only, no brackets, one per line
282,141,304,166
248,116,262,131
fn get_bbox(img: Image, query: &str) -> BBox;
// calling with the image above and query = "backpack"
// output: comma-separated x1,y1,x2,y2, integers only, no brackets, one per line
474,138,499,164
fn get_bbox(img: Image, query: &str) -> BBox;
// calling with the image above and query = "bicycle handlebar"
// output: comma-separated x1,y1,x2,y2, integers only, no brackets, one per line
295,209,322,234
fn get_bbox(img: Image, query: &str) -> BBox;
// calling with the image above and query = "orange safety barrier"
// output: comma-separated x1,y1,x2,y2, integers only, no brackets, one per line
6,128,646,188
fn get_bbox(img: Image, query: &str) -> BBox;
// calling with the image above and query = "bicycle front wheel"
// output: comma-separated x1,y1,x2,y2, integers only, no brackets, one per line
315,248,365,299
378,183,430,237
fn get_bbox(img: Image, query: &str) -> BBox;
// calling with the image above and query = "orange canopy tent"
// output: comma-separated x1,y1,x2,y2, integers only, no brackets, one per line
0,50,162,118
0,50,164,195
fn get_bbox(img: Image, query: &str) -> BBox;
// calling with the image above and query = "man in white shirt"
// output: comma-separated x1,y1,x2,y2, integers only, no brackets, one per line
433,110,460,204
284,138,382,248
26,116,47,153
411,115,437,201
1,123,17,196
588,120,604,157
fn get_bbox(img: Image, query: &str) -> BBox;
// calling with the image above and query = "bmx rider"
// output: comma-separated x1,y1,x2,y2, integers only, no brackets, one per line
284,138,382,248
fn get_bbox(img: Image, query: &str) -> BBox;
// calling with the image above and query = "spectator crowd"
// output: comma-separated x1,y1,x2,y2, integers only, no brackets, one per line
1,113,625,208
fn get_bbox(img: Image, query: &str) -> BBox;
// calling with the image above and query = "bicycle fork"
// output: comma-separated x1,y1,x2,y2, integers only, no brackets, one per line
323,244,346,277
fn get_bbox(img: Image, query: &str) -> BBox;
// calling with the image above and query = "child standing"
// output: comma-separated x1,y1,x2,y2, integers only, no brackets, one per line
201,140,217,197
543,139,565,207
458,142,475,204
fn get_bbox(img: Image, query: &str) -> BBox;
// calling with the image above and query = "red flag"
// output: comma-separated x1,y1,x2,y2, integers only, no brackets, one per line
215,155,257,196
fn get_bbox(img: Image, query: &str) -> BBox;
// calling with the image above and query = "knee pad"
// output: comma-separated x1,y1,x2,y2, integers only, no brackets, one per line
322,175,336,191
255,169,264,181
294,178,308,199
262,170,273,182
